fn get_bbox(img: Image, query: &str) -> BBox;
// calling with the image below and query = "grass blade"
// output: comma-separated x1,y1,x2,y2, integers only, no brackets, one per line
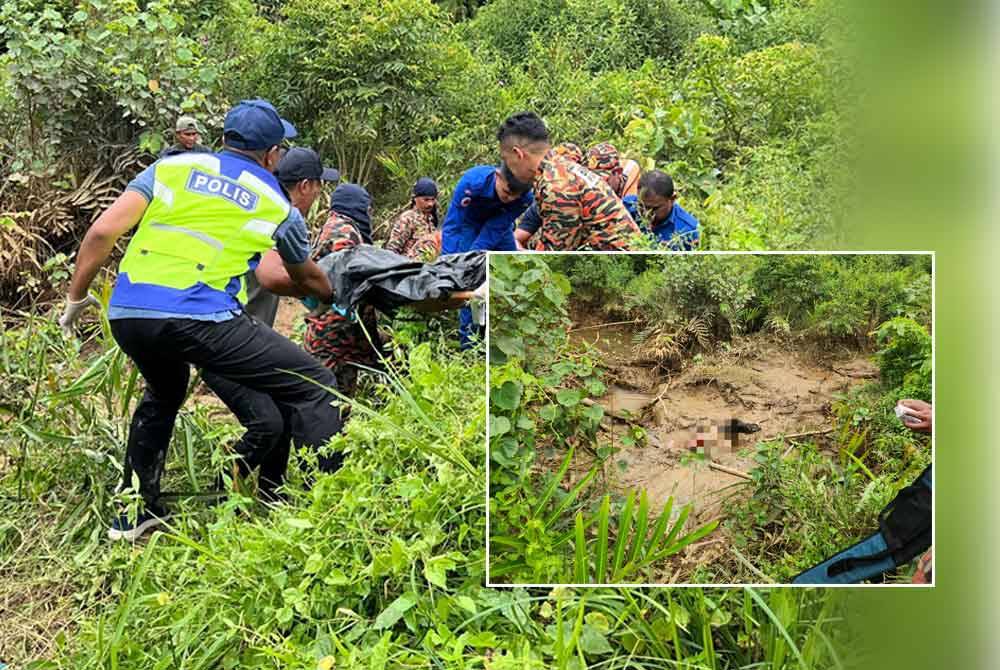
645,496,675,556
627,489,650,568
544,466,599,529
532,445,576,519
573,511,587,583
595,495,610,583
745,587,808,669
610,490,635,581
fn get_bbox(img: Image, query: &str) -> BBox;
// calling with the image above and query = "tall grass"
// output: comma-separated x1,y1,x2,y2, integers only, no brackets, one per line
1,309,856,668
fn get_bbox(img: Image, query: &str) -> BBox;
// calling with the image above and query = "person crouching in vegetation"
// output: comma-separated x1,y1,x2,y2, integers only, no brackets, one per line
441,162,532,348
498,112,640,251
58,100,345,541
385,177,441,260
303,184,385,404
583,142,641,223
637,170,700,250
513,141,582,249
899,398,933,584
205,147,339,501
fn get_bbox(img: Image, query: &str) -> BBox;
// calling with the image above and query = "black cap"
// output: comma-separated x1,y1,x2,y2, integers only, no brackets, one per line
275,147,340,184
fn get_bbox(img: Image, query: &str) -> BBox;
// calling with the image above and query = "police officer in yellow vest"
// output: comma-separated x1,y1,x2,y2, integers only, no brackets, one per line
59,99,343,541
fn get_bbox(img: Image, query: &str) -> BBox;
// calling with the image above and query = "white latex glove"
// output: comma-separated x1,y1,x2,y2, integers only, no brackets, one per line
470,282,487,327
58,294,101,336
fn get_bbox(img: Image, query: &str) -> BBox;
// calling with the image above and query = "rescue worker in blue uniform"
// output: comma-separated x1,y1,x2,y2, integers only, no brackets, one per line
636,170,700,250
440,163,532,348
59,100,343,541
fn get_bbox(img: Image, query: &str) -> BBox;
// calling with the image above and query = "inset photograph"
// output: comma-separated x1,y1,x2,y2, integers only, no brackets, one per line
487,253,933,585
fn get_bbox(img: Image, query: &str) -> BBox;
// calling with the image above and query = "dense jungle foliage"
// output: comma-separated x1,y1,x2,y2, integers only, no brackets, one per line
488,254,932,584
0,0,880,666
1,0,848,304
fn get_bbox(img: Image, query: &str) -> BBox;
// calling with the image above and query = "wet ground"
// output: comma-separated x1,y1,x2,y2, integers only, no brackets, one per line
567,322,878,530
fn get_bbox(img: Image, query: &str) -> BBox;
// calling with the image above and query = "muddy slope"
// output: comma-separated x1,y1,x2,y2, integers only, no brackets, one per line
575,331,878,527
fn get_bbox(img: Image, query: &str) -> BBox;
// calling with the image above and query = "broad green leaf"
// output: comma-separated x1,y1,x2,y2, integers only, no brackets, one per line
455,595,477,613
489,415,511,437
583,404,604,423
303,553,324,574
539,404,559,421
492,380,523,411
556,389,581,407
373,591,418,629
495,335,523,357
579,624,613,655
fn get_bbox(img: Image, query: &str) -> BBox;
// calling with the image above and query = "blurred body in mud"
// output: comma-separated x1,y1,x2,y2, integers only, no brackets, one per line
59,100,342,541
498,112,640,251
303,184,385,401
385,177,440,260
204,147,339,500
440,164,532,348
677,418,761,459
637,170,700,250
159,115,212,158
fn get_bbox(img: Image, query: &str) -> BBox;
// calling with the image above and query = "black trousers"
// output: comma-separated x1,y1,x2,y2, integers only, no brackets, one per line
201,370,292,494
110,314,342,507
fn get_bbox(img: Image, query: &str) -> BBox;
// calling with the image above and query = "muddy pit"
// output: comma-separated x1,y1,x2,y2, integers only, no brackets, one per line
566,322,879,530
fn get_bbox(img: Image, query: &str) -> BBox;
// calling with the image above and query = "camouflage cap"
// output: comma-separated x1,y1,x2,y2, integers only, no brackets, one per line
584,142,623,176
175,115,201,133
552,142,583,164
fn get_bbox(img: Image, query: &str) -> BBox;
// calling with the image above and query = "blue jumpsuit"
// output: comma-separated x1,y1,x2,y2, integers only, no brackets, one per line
440,166,532,348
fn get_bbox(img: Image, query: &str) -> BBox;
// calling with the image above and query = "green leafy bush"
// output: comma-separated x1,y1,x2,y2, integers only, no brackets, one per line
0,0,233,168
251,0,468,187
488,255,572,368
874,317,932,397
488,256,718,584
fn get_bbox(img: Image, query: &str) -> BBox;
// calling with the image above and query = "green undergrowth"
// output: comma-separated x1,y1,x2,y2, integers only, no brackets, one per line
2,301,861,669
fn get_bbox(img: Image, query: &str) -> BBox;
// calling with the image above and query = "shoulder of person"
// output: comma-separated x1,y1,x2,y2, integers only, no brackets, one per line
674,202,699,227
391,208,416,224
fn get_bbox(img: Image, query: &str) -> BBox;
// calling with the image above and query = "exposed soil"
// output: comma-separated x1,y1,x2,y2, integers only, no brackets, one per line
563,318,879,579
273,297,308,338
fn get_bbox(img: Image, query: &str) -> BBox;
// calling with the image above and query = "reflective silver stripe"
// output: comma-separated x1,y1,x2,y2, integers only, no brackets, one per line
238,171,290,215
243,218,278,238
159,154,221,171
148,222,224,250
152,180,174,207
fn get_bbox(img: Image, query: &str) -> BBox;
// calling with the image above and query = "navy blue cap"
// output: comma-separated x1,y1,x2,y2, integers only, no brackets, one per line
276,147,340,183
412,177,438,198
223,99,298,151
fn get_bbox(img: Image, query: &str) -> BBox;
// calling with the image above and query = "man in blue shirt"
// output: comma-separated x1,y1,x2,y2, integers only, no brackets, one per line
440,163,532,348
637,170,700,250
58,100,344,541
441,164,532,254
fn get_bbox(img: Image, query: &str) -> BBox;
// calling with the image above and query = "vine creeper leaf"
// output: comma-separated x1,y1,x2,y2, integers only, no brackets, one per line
373,592,418,629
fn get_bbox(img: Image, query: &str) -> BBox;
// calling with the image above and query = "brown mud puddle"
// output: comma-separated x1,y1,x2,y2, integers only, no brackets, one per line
568,331,878,530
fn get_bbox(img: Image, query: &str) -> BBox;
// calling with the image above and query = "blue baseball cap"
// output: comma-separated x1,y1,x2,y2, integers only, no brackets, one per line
223,99,298,150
